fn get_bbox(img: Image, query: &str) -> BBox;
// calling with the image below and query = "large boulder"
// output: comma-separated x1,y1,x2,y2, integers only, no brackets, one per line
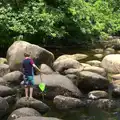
3,71,23,85
53,58,83,73
6,41,54,71
39,64,54,74
7,108,41,120
0,64,10,77
78,71,109,91
0,85,15,97
53,95,85,110
15,97,49,114
55,54,88,62
83,66,106,77
33,73,82,98
14,116,62,120
0,97,9,118
101,54,120,73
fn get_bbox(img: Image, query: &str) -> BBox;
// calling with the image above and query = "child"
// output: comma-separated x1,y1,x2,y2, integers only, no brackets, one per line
22,51,41,99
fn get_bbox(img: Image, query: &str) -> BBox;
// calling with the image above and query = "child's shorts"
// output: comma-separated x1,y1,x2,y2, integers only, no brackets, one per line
24,76,34,86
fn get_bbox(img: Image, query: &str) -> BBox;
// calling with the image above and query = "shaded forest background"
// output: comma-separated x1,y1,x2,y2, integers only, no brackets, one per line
0,0,120,49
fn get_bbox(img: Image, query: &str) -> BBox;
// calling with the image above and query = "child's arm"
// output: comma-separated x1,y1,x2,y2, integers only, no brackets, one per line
32,64,41,72
32,64,48,74
30,58,48,74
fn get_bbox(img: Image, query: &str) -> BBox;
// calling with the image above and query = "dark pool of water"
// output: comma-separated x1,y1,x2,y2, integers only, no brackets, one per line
43,100,120,120
2,101,120,120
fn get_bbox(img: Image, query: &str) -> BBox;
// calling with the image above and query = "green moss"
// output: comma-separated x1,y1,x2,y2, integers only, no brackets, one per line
0,58,7,64
107,72,113,83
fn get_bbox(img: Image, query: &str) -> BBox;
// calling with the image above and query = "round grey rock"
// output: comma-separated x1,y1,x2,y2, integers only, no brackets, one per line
3,71,23,85
14,116,62,120
92,49,104,54
88,90,108,100
0,97,9,118
7,107,41,120
0,77,5,85
78,71,109,91
34,73,82,98
53,95,84,110
0,85,15,97
94,54,103,59
53,58,82,73
0,64,10,77
104,48,115,55
83,66,106,77
55,54,88,62
4,96,16,105
101,54,120,73
36,64,54,75
111,80,120,97
86,60,101,67
15,97,49,114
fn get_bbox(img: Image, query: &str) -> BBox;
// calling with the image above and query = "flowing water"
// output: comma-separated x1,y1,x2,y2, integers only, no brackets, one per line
42,99,120,120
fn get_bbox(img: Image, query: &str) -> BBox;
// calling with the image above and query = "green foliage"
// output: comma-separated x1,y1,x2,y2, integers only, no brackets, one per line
0,0,65,38
0,0,120,46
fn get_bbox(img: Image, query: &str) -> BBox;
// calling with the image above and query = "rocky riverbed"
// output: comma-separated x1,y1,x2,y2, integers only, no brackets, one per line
1,40,120,120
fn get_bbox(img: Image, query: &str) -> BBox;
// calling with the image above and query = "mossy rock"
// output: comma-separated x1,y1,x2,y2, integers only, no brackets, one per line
0,58,7,64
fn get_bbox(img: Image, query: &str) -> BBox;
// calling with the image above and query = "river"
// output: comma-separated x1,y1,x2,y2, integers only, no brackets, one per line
42,99,119,120
1,47,120,120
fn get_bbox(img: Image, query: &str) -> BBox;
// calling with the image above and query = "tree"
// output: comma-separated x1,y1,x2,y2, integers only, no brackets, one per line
0,0,120,47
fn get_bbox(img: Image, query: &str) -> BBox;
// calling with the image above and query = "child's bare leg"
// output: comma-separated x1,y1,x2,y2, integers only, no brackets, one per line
25,86,29,98
30,87,33,98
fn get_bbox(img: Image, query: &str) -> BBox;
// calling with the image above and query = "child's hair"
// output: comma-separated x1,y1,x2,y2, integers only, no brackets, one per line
24,47,31,57
24,51,30,57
